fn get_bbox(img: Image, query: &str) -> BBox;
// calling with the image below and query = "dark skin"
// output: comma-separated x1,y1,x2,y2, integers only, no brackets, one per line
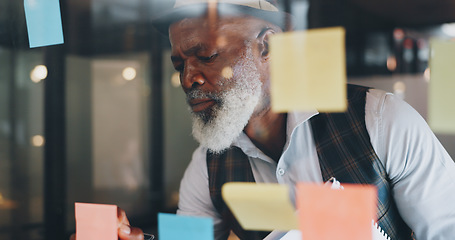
170,16,286,162
72,15,286,240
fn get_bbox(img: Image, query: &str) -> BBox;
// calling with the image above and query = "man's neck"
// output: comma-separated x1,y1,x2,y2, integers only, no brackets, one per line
244,110,287,162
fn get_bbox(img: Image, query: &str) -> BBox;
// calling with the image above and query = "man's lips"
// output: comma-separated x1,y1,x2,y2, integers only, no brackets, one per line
189,98,216,112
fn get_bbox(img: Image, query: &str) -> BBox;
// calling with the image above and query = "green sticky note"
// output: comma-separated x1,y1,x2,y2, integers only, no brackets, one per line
269,27,347,113
429,39,455,133
158,213,214,240
24,0,64,48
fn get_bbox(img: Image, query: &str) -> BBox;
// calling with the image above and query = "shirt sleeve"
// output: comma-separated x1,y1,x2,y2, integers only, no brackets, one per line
177,146,230,240
366,89,455,239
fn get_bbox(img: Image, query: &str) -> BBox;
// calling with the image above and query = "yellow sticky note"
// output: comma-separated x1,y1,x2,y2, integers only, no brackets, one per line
270,27,347,112
429,39,455,133
296,183,377,240
221,183,298,231
75,202,118,240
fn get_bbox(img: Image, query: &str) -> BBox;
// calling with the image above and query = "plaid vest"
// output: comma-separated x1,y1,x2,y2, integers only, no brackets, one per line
207,85,414,240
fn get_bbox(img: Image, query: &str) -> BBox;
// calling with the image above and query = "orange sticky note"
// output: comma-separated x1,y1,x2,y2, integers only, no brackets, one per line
75,202,117,240
296,183,376,240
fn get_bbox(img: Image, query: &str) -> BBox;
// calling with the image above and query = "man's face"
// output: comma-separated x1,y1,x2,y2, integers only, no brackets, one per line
169,16,270,152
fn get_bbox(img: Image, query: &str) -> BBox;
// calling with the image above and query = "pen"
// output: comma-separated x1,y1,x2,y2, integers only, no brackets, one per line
144,233,155,240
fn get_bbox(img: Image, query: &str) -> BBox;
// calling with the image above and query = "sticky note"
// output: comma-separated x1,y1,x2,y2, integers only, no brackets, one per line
24,0,64,48
296,183,377,240
221,183,298,231
270,27,347,112
429,39,455,133
75,202,117,240
158,213,214,240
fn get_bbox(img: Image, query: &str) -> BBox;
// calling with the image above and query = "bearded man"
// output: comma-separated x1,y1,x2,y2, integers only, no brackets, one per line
112,1,455,239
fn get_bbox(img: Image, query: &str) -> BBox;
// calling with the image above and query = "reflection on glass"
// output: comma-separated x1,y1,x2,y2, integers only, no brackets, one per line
394,28,405,41
122,67,137,81
221,66,233,79
0,192,18,210
442,23,455,37
386,56,397,72
31,135,45,147
30,65,48,83
216,36,227,47
393,81,406,94
424,67,431,82
0,47,45,239
171,72,181,87
393,81,406,100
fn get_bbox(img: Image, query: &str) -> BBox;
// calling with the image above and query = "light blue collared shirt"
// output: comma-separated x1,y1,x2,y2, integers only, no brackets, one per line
178,89,455,240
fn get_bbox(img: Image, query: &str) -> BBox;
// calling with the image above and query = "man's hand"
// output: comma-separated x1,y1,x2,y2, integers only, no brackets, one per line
117,207,144,240
69,207,145,240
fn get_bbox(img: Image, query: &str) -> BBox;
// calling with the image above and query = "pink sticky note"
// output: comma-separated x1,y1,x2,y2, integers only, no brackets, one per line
75,202,118,240
296,183,377,240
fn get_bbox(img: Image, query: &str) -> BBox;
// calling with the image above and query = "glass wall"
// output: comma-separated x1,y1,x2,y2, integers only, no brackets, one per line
0,48,46,239
0,0,47,235
1,0,175,239
1,0,454,240
65,53,157,231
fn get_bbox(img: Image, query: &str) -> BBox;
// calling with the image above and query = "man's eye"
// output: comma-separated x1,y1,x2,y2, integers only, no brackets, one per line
199,54,218,62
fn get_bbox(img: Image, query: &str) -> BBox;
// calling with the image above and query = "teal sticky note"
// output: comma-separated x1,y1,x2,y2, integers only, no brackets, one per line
158,213,214,240
24,0,64,48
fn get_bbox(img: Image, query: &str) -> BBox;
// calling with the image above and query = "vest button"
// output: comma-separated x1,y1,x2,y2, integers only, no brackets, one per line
278,168,285,176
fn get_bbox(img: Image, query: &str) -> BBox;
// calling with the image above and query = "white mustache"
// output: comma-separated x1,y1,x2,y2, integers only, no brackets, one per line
186,89,223,104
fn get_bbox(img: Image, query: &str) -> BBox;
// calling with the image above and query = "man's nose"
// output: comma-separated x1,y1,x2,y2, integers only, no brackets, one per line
181,63,205,90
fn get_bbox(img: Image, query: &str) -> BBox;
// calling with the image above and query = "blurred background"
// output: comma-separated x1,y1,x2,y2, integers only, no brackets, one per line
0,0,454,239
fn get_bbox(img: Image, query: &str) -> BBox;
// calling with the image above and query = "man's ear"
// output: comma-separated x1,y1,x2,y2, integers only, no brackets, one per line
257,28,275,60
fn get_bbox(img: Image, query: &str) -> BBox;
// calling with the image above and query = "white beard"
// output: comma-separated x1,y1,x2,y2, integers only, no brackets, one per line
188,48,262,153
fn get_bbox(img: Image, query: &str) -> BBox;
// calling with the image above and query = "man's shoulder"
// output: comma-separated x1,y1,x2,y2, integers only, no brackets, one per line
191,145,209,163
365,88,392,112
365,88,416,118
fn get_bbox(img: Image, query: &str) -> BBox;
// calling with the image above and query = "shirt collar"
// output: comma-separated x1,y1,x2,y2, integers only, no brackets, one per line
232,110,319,163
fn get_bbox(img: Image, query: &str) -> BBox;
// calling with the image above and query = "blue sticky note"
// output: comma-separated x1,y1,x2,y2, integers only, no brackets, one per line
24,0,64,48
158,213,214,240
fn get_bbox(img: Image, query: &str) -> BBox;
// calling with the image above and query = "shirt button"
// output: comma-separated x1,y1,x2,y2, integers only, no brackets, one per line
278,168,285,176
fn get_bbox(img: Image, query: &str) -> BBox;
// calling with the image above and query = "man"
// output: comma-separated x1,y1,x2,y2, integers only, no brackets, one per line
117,0,455,239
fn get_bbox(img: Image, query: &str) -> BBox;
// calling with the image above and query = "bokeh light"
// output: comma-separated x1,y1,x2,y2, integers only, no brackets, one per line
221,66,233,79
171,72,181,87
217,36,227,47
122,67,137,81
31,135,45,147
30,65,48,83
393,81,406,94
424,67,431,82
386,56,397,72
393,28,405,41
442,23,455,37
